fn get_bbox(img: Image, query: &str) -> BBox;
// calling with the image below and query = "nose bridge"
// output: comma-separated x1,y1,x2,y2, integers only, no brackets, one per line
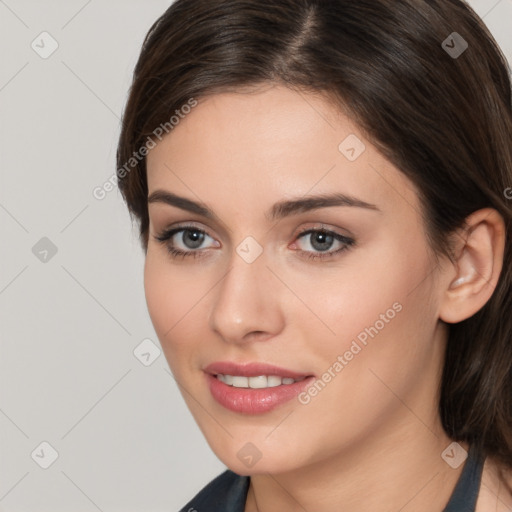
209,239,283,342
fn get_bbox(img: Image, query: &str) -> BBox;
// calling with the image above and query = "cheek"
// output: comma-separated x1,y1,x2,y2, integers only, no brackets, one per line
290,240,437,402
317,255,438,407
143,253,205,362
283,241,429,344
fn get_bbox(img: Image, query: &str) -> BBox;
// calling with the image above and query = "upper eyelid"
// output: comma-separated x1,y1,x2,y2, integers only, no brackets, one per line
296,224,351,237
160,220,351,236
156,222,211,237
160,223,347,237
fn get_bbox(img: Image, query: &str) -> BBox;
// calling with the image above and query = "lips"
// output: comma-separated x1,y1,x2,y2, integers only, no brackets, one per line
203,361,315,414
204,361,312,380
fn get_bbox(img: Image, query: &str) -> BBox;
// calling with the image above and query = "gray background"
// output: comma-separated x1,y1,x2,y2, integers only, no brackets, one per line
0,0,511,510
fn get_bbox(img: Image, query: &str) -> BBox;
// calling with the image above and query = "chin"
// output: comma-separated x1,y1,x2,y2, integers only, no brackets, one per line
208,439,303,476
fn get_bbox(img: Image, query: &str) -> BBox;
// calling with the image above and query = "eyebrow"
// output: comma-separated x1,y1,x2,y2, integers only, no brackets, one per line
147,190,380,222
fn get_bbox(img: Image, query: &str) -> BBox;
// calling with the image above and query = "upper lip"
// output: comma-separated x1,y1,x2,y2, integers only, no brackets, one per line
204,361,313,379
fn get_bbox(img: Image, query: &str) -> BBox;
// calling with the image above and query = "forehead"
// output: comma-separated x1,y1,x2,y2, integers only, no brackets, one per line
148,85,350,171
145,85,419,219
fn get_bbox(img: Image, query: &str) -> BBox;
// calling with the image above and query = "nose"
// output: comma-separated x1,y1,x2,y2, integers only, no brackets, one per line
208,244,285,344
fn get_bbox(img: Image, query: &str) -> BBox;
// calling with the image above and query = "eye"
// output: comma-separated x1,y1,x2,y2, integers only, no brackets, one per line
153,224,218,260
293,227,355,261
153,224,355,262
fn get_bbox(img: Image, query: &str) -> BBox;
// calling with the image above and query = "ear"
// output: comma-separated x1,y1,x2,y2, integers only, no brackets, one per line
439,208,506,324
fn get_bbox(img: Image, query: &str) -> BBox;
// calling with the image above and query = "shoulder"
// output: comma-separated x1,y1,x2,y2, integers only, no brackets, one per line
178,469,250,512
475,456,512,512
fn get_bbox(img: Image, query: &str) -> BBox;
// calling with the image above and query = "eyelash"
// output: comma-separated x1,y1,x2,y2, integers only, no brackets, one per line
153,224,356,262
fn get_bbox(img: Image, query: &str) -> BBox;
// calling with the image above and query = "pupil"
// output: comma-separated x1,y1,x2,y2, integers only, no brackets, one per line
311,232,333,251
184,230,204,249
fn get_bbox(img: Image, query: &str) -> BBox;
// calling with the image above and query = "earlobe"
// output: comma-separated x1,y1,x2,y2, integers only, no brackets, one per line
439,208,506,324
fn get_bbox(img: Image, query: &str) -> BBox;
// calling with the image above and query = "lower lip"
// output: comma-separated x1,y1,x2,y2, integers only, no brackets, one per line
206,373,315,414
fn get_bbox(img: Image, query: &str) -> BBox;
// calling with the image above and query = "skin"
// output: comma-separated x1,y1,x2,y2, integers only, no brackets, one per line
143,83,506,511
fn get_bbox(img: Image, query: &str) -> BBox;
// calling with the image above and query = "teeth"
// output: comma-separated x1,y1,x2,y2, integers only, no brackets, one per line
216,374,304,388
267,375,282,387
232,376,248,388
248,375,267,389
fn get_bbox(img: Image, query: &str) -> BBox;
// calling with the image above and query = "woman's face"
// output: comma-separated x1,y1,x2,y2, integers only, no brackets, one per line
144,84,450,475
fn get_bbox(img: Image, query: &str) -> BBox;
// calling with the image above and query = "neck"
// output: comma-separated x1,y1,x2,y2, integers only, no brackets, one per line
245,417,469,512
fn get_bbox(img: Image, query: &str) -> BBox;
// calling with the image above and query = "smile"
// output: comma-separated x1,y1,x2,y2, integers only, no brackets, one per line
216,374,307,388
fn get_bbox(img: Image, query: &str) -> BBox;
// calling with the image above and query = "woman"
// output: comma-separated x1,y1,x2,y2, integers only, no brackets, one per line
116,0,512,510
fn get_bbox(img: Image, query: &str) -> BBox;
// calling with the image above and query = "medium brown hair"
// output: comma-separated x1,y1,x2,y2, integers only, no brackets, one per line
117,0,512,484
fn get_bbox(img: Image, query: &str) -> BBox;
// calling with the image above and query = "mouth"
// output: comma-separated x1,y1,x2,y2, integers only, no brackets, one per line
204,361,313,380
215,374,308,388
203,361,315,414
